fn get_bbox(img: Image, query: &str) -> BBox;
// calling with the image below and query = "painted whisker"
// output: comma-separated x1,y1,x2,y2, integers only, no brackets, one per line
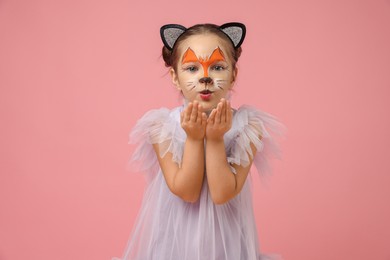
186,80,198,91
215,79,228,90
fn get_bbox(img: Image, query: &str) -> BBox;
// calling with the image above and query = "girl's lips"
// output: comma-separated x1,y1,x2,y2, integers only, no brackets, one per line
200,93,212,100
199,90,213,101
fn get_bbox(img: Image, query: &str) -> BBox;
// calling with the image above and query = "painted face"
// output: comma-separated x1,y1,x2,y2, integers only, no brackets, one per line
170,34,237,112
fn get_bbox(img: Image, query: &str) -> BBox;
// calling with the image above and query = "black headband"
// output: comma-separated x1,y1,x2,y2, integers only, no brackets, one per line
160,22,246,51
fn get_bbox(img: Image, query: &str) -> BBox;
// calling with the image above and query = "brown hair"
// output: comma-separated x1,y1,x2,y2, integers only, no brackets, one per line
162,23,242,71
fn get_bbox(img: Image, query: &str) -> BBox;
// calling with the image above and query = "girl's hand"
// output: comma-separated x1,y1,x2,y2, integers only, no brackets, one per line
180,101,207,141
206,99,232,141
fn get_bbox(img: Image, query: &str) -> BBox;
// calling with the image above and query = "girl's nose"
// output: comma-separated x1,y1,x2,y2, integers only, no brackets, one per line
199,77,213,84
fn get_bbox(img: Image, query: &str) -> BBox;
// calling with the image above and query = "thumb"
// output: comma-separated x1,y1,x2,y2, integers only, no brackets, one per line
201,112,207,126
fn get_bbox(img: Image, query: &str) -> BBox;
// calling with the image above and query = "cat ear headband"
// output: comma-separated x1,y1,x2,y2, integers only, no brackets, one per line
160,22,246,51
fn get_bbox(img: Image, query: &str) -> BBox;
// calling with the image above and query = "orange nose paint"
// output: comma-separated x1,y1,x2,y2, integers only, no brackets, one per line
182,47,226,77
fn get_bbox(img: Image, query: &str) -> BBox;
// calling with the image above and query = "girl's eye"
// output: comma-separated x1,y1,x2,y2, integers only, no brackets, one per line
185,66,198,72
211,65,225,71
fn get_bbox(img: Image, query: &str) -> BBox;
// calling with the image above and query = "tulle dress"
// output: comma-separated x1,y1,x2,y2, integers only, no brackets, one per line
113,104,286,260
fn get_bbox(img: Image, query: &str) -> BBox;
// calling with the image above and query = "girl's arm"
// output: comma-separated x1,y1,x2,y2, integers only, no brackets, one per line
153,101,207,203
205,99,259,205
205,139,257,205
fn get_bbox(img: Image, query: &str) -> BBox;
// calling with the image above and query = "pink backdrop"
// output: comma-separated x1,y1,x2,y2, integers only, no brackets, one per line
1,0,389,259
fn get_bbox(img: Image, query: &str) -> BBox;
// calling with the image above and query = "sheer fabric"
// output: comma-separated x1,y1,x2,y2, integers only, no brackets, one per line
113,105,286,260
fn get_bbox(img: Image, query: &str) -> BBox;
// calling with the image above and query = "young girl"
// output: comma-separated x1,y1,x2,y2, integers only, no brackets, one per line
113,22,286,260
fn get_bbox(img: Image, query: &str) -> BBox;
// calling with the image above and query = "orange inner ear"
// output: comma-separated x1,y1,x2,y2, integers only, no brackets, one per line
182,47,226,77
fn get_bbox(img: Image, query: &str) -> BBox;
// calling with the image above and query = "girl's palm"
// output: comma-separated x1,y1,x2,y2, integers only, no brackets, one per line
180,101,207,140
206,99,232,141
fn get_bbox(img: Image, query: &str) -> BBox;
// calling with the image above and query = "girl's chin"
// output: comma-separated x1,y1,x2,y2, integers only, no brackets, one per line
198,101,218,113
183,98,220,112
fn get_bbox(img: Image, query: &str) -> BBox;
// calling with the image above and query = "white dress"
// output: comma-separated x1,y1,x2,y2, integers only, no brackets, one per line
113,104,286,260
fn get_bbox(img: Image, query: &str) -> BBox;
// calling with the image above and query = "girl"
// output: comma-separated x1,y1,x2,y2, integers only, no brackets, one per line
113,22,286,260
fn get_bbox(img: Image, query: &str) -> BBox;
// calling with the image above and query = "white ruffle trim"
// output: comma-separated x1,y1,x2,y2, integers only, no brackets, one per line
127,105,287,181
225,105,287,176
127,107,185,181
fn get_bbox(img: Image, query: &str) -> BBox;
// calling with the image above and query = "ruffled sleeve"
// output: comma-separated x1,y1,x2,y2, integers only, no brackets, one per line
126,107,185,182
225,105,287,177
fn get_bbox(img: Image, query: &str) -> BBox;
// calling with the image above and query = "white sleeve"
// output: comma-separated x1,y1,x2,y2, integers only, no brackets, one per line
127,107,185,181
226,106,287,176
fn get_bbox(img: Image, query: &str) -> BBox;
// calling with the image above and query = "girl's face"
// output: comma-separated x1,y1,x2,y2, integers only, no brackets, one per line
170,34,237,112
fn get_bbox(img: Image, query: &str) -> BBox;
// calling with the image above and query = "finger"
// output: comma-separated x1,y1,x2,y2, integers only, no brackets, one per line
208,109,216,124
197,104,203,123
180,111,184,123
185,103,192,121
226,100,232,124
221,99,226,123
215,102,222,124
225,100,229,121
190,101,198,122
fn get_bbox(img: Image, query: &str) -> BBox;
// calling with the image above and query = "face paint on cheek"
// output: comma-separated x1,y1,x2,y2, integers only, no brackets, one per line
185,78,198,91
181,47,226,77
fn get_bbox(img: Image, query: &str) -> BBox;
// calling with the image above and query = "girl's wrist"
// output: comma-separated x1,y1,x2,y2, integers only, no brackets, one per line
205,136,224,144
186,136,206,142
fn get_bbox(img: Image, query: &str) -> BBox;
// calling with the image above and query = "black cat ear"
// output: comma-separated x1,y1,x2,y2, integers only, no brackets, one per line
219,22,246,49
160,24,187,51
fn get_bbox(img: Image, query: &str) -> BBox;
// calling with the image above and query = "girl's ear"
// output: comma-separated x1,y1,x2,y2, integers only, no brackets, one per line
169,68,181,90
231,67,238,85
219,22,246,49
160,24,187,51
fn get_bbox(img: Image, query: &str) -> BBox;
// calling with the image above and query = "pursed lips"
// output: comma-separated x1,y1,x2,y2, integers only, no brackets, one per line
199,89,213,100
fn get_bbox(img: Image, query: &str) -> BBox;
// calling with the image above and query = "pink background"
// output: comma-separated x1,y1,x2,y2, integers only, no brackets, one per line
1,0,389,259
